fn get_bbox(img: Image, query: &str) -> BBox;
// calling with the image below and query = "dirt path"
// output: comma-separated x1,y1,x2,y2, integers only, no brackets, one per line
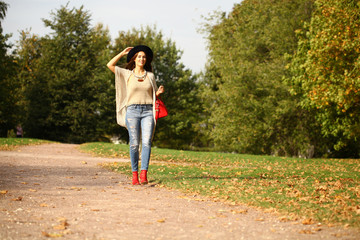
0,143,359,240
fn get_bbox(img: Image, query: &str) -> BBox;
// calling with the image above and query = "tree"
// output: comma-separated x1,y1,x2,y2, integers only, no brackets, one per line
16,31,48,138
0,1,7,23
42,5,113,143
200,0,316,156
0,1,18,137
291,0,360,157
16,5,113,143
111,26,202,149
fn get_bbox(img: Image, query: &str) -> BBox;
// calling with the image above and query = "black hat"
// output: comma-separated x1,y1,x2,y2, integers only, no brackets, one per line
127,45,153,63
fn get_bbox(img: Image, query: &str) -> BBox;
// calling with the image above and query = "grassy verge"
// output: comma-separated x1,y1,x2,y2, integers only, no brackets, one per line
81,142,360,228
0,138,53,150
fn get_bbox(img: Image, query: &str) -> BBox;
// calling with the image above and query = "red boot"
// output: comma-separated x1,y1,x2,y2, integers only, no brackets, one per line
132,171,140,185
140,170,148,185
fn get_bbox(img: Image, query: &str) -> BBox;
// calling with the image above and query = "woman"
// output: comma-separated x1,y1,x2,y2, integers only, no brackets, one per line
107,45,164,185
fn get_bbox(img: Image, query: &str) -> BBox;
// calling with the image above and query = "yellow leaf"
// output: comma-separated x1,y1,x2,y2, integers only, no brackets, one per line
0,190,8,194
299,230,314,234
232,209,248,214
356,209,360,215
302,218,314,225
42,232,64,238
279,216,290,222
11,196,23,201
53,218,69,230
53,225,66,230
157,218,166,223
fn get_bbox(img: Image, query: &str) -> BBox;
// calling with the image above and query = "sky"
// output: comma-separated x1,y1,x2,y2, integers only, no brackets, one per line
2,0,240,73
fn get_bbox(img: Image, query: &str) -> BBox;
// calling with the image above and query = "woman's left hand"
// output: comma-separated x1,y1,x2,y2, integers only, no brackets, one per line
156,85,165,96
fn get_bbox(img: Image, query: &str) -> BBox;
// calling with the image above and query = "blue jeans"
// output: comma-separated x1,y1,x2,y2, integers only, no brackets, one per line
125,104,155,172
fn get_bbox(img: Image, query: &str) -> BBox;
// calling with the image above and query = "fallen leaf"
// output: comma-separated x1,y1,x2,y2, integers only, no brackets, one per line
29,189,37,192
42,231,64,238
232,209,248,214
53,218,69,230
356,208,360,215
313,227,322,232
264,208,277,213
302,218,314,225
279,216,290,222
53,225,66,230
70,187,85,191
0,190,8,194
40,203,48,207
157,218,166,223
11,197,23,201
57,217,68,223
194,198,205,202
299,230,314,234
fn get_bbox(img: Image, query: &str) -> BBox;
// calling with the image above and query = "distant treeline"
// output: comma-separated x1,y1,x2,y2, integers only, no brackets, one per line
0,0,359,157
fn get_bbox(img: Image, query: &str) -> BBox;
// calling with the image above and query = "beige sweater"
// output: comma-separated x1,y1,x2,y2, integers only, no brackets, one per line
126,75,153,106
114,66,158,128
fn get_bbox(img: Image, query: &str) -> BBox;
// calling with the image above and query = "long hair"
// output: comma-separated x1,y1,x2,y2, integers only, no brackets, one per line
125,52,153,72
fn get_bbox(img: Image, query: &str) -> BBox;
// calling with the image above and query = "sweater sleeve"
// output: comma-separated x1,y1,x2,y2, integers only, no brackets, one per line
114,66,131,127
115,66,127,83
148,72,158,92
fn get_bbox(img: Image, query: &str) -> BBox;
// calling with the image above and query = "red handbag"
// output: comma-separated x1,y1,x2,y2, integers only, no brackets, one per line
155,96,168,120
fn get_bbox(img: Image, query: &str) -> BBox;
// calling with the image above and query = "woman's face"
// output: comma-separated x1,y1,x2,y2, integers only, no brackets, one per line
135,51,147,68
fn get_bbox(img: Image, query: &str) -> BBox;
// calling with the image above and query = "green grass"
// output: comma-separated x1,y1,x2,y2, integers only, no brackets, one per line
86,142,360,228
0,138,53,150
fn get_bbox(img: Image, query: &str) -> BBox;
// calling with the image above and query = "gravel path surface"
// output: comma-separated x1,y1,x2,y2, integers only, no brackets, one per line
0,143,359,240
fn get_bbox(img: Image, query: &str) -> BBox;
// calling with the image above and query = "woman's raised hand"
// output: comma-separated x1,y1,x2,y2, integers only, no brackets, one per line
122,47,133,56
107,47,134,73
